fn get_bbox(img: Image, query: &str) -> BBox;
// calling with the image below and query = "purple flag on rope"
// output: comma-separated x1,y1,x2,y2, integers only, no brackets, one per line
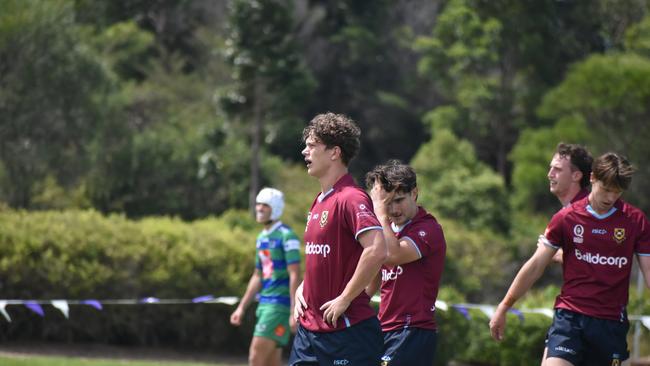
82,300,103,310
452,305,471,320
141,297,160,304
192,295,215,303
25,301,44,317
508,308,525,323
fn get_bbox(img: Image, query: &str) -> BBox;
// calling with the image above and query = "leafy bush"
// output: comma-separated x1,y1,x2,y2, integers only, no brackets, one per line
434,306,550,366
0,208,256,350
437,219,512,302
412,127,510,234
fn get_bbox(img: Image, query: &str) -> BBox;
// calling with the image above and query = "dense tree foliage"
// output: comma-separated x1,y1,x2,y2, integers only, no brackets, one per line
0,0,112,208
538,52,650,210
4,0,647,216
1,0,650,338
2,1,650,361
223,0,316,208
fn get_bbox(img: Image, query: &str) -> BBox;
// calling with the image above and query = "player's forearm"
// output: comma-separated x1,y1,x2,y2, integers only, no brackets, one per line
341,242,386,301
365,272,381,296
376,214,401,265
500,257,546,308
288,266,301,313
238,273,262,310
638,255,650,290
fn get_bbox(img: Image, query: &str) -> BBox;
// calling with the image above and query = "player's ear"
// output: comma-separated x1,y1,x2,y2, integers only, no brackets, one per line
330,146,341,161
572,170,582,183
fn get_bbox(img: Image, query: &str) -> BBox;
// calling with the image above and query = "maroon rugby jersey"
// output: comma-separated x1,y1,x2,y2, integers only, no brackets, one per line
570,188,589,205
542,197,650,320
300,174,383,332
378,207,446,332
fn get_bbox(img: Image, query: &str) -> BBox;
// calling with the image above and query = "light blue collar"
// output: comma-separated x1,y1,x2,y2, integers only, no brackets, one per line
586,205,617,220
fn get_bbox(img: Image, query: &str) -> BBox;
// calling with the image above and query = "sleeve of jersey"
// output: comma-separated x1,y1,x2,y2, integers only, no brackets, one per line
403,222,444,258
634,213,650,256
283,230,302,265
541,212,564,250
342,190,382,240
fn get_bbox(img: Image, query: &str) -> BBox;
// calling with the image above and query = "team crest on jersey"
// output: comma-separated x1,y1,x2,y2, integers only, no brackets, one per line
320,210,329,228
613,228,626,244
573,224,584,244
419,230,426,237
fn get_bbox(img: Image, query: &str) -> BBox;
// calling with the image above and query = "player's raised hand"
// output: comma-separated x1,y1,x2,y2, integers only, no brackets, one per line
370,181,395,216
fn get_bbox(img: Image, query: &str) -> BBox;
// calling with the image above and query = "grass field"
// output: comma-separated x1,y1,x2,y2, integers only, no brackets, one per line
0,356,225,366
0,343,248,366
0,355,239,366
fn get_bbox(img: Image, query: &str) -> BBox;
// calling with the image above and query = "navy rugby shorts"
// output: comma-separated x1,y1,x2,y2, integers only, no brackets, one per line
381,327,437,366
288,316,382,366
546,308,629,366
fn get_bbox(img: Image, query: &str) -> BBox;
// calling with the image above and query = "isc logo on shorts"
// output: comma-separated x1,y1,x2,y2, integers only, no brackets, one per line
333,359,350,365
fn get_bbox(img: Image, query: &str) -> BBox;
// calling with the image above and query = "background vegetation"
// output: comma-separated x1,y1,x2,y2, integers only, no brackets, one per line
1,0,650,364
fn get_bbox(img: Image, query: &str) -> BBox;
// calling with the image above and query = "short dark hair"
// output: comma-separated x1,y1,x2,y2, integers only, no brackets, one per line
365,159,417,193
592,152,634,191
302,113,361,166
556,143,593,189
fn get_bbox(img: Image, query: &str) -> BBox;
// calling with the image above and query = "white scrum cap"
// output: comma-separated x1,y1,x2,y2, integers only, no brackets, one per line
256,187,285,221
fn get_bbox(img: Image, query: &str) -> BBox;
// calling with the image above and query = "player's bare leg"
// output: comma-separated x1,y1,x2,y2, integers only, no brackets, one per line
248,336,281,366
271,347,282,366
541,347,548,365
544,357,574,366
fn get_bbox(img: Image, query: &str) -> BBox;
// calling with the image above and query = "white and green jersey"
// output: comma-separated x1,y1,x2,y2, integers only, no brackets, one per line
255,221,301,308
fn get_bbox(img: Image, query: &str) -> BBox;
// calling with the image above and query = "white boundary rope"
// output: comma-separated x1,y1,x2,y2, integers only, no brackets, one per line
0,296,648,331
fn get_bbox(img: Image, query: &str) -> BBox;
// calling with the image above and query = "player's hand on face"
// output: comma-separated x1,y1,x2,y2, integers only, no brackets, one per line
230,308,243,326
319,296,351,327
294,283,307,320
488,306,508,341
370,181,394,214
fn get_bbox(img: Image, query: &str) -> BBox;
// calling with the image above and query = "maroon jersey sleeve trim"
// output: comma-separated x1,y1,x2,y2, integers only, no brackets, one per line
401,236,423,258
540,234,561,250
354,226,383,240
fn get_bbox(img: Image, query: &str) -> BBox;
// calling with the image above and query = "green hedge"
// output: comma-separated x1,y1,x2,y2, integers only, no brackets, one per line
0,208,257,351
0,209,256,299
435,308,550,366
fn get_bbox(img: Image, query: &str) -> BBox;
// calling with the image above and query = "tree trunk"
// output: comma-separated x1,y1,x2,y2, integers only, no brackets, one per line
249,77,264,216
